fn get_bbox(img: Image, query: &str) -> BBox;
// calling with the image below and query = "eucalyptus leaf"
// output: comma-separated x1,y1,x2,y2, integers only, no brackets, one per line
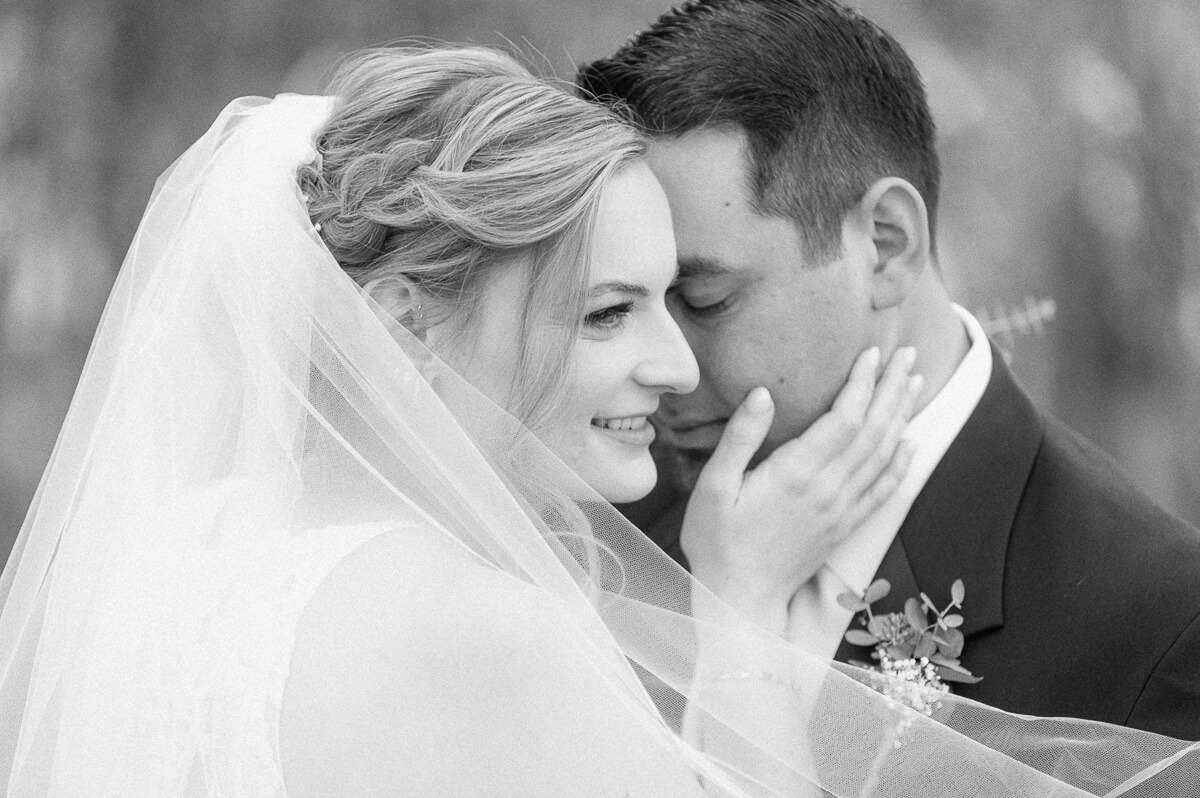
935,658,973,676
836,592,868,613
942,628,965,658
937,666,982,685
914,634,937,659
951,579,966,606
920,592,937,612
864,578,891,604
844,629,878,647
943,614,964,628
904,598,926,631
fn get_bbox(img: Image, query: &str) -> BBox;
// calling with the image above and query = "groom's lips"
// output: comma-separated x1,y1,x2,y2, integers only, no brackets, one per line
659,418,727,454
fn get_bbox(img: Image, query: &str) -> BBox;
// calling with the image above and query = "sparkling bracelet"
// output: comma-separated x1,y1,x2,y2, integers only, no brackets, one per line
705,669,803,693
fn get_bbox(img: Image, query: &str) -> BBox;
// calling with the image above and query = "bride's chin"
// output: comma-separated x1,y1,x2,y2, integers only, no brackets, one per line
586,456,657,506
599,481,655,505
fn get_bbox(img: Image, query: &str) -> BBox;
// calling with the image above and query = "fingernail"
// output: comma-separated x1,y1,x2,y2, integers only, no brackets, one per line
908,374,924,396
745,386,772,413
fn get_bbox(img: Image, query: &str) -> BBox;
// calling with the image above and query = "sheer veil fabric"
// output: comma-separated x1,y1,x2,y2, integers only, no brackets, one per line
0,94,1194,796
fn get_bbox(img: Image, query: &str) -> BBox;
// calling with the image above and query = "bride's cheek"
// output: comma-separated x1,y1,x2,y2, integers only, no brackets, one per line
538,418,588,472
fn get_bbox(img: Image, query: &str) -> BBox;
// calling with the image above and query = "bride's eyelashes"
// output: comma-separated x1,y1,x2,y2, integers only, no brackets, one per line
584,301,634,335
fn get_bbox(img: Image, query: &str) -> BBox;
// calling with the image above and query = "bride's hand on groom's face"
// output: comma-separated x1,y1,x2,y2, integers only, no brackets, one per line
680,347,921,636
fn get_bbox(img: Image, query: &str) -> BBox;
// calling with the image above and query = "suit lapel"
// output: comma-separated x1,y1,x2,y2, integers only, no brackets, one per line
898,347,1043,635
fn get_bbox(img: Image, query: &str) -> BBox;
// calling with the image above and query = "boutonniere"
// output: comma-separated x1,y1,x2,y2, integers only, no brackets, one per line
838,578,981,715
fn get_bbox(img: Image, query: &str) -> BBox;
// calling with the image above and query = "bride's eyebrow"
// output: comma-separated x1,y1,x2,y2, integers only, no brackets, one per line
588,281,648,298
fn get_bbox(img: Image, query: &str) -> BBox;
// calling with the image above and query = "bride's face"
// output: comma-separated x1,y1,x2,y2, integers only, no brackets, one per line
450,162,698,503
554,162,699,502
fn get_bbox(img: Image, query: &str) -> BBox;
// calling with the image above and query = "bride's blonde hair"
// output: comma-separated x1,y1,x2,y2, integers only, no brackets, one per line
299,46,645,428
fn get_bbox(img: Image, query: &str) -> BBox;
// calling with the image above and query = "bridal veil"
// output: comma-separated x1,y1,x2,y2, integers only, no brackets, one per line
0,88,1195,796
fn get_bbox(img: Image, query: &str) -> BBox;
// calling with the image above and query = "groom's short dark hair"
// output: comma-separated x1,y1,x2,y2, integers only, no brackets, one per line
577,0,940,262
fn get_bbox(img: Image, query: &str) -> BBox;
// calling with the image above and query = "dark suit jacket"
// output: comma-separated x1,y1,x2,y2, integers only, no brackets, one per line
635,348,1200,741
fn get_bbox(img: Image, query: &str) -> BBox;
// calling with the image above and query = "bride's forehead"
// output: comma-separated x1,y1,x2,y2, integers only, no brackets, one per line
589,165,676,291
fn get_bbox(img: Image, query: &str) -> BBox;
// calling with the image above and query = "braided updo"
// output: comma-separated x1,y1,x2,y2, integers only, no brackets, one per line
299,46,645,428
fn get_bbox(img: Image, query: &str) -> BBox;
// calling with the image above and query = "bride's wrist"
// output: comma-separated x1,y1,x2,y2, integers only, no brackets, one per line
696,574,793,637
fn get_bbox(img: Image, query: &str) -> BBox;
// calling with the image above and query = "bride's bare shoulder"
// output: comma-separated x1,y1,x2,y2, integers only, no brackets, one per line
284,521,589,729
295,521,551,655
281,522,704,798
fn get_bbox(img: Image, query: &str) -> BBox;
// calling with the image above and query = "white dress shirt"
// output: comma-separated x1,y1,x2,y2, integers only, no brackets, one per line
787,305,993,658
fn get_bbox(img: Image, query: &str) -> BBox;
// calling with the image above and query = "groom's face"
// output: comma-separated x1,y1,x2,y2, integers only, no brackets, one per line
647,127,878,486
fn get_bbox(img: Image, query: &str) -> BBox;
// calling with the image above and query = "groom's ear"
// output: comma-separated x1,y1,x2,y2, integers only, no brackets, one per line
362,273,436,340
857,178,931,311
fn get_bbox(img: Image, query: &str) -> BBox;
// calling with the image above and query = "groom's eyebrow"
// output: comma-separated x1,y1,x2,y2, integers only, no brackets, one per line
589,281,649,298
677,256,736,279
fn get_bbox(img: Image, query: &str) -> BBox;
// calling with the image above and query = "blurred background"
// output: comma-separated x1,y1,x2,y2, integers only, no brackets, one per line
2,0,1200,564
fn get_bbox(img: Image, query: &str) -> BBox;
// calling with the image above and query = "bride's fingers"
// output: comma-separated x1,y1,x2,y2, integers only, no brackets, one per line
842,439,916,530
867,347,917,423
828,346,881,424
860,348,919,436
836,354,923,517
694,387,775,501
820,348,917,489
838,393,911,508
768,347,882,474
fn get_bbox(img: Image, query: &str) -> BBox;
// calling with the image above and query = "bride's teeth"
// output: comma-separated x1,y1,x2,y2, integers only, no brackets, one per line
591,416,645,431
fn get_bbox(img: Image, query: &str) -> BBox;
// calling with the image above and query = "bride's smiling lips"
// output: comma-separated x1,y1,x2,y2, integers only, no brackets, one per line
590,413,657,446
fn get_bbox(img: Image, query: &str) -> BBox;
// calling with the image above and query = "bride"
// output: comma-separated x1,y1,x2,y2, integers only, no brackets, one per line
0,44,1194,797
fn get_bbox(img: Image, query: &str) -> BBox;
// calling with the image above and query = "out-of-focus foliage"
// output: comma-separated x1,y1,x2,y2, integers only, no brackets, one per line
2,0,1199,563
875,0,1200,528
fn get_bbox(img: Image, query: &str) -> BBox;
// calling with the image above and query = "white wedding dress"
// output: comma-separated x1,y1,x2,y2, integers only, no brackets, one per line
0,92,1194,797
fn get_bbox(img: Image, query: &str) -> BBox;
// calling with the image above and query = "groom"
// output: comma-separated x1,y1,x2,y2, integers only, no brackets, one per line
580,0,1200,740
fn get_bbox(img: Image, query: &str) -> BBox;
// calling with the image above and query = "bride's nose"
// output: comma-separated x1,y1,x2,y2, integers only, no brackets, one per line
632,312,699,395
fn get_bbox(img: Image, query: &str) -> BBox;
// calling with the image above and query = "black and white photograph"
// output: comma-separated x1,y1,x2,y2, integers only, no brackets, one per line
0,0,1198,794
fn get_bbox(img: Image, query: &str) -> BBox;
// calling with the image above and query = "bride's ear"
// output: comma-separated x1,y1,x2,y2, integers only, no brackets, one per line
858,177,931,312
362,274,434,339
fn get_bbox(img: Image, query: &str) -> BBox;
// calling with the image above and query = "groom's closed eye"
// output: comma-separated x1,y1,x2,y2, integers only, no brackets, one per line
670,256,740,318
669,288,733,317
